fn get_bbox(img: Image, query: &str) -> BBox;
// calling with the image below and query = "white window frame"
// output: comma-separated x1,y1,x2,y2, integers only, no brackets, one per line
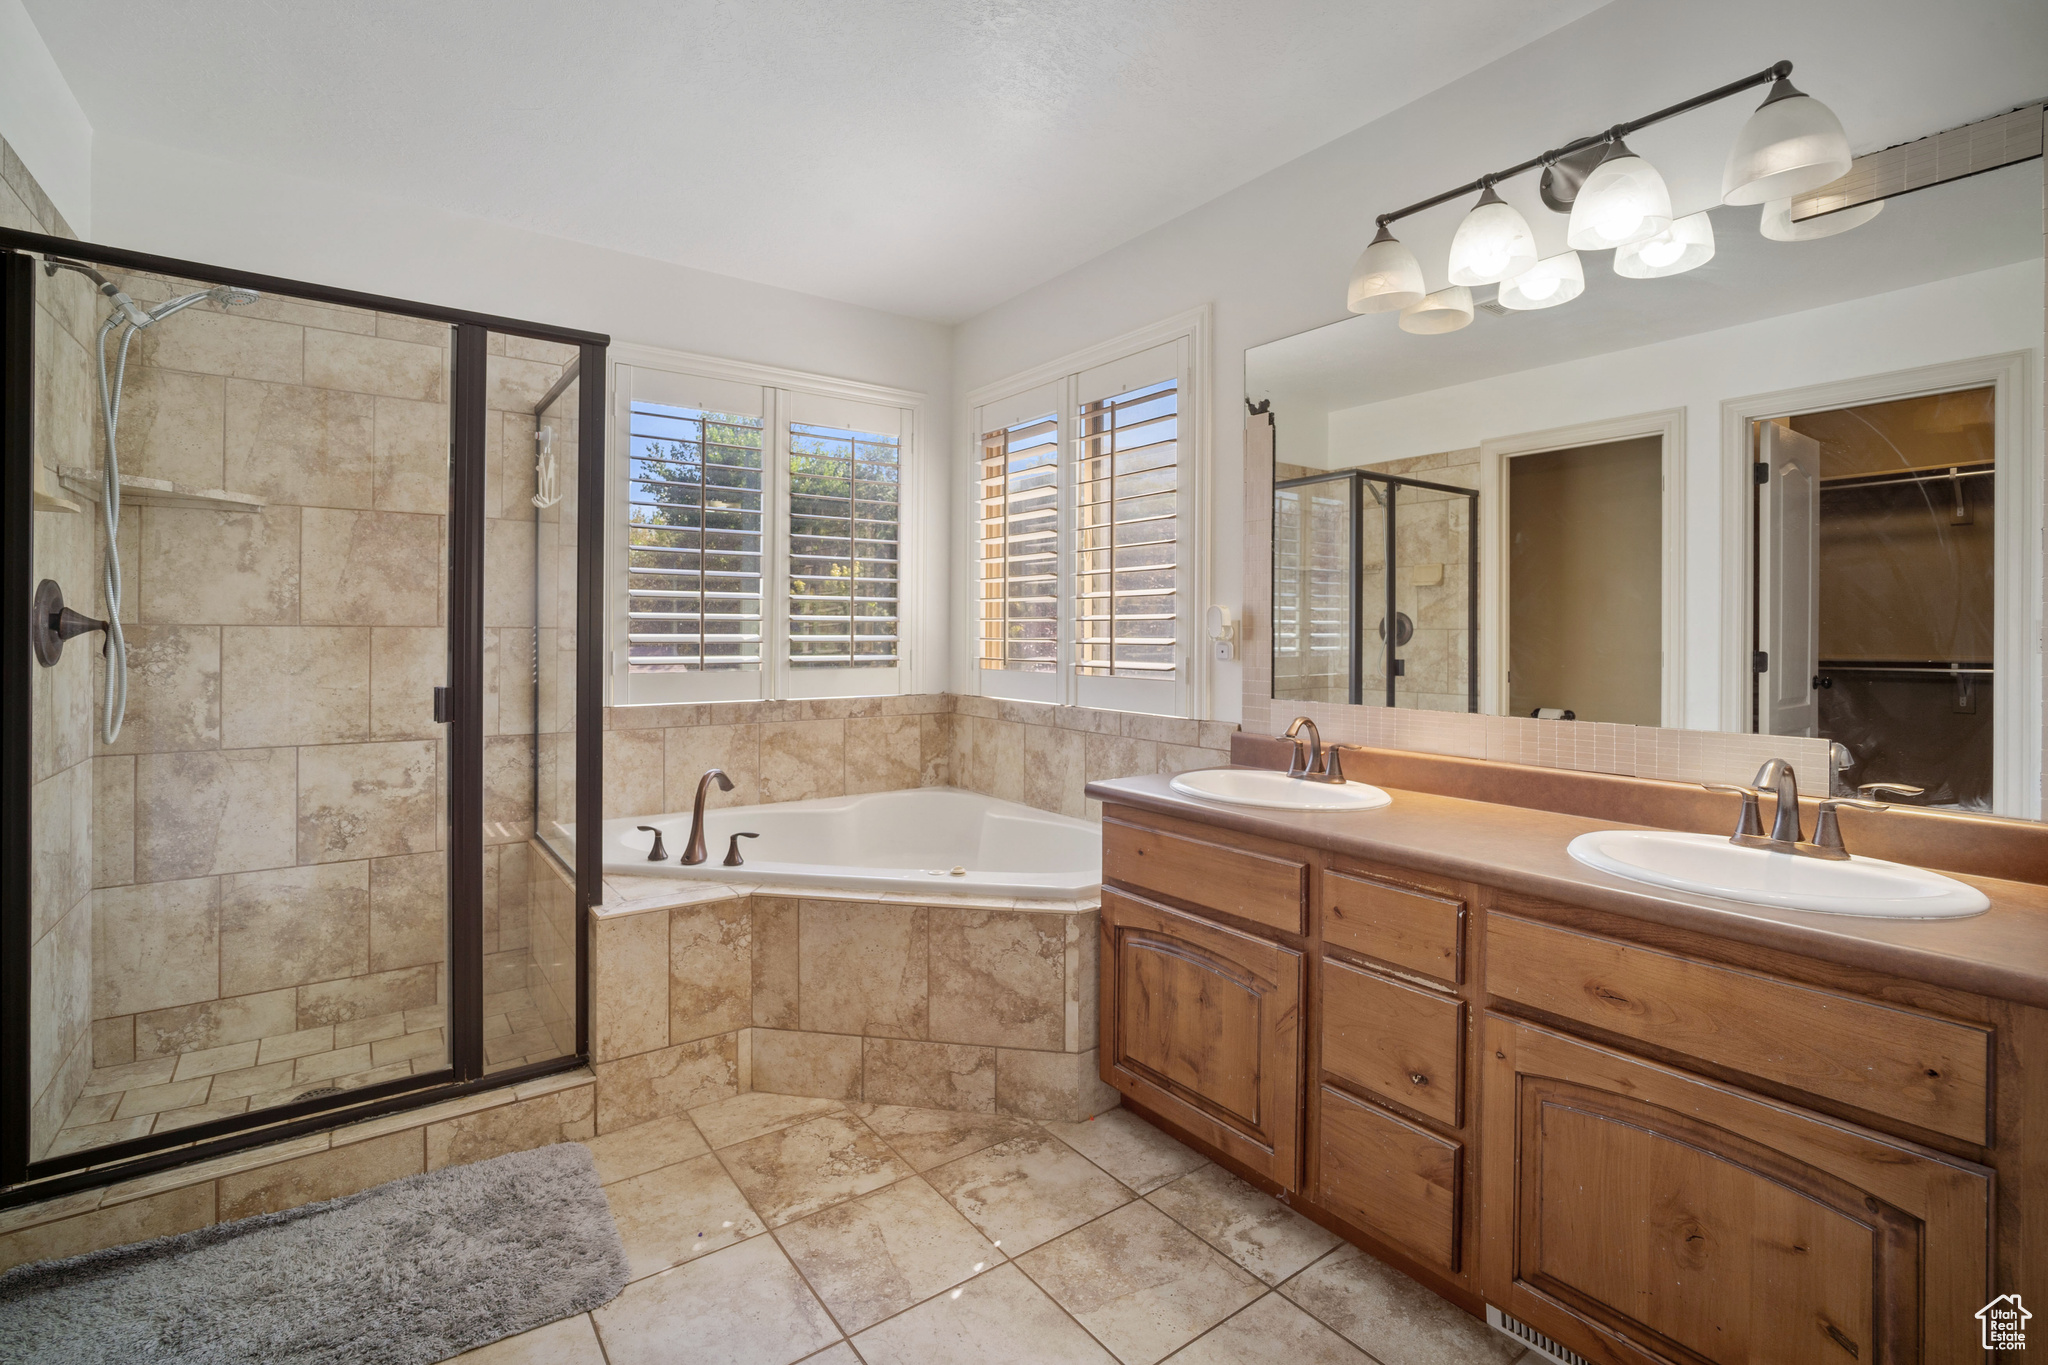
960,307,1211,719
608,343,927,707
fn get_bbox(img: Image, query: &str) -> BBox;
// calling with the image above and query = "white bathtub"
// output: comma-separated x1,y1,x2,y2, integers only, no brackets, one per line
599,787,1101,900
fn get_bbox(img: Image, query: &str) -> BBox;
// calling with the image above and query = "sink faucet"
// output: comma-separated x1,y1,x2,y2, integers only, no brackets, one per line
1701,762,1920,860
682,768,734,865
1283,716,1346,784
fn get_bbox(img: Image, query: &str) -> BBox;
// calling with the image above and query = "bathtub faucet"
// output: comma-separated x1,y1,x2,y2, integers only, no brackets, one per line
683,768,734,865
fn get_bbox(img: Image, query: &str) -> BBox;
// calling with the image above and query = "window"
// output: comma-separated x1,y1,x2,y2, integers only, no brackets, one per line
626,403,764,673
612,355,921,705
788,421,900,668
965,312,1206,716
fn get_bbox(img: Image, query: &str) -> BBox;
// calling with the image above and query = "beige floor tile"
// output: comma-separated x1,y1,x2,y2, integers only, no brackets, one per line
593,1235,841,1365
45,1116,153,1156
170,1040,262,1082
773,1176,1004,1333
1041,1108,1208,1195
925,1132,1131,1254
1018,1200,1262,1365
604,1152,765,1281
59,1092,121,1129
207,1059,301,1103
1146,1165,1340,1286
258,1025,336,1064
453,1312,607,1362
796,1347,861,1365
691,1092,845,1150
1278,1245,1522,1365
718,1113,913,1227
79,1057,178,1096
153,1097,251,1132
1161,1292,1376,1364
852,1103,1041,1172
851,1262,1115,1365
294,1044,376,1085
114,1078,214,1119
582,1115,712,1185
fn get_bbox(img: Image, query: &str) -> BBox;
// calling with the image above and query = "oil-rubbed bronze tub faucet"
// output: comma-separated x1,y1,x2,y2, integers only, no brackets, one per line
683,768,734,865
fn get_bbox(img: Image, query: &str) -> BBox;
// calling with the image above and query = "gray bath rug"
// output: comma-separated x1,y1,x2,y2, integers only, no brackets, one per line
0,1141,629,1365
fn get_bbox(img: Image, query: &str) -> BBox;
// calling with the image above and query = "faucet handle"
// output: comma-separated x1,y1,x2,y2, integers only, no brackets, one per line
1323,747,1346,784
1808,797,1893,859
1701,783,1765,841
636,826,670,862
723,832,759,867
1857,782,1924,801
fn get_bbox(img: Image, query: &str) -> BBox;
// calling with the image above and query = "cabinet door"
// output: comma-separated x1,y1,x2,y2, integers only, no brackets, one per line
1482,1014,1992,1365
1100,889,1303,1188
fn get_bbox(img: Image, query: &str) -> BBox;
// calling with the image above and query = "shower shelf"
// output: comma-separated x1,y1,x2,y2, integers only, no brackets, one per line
57,466,267,513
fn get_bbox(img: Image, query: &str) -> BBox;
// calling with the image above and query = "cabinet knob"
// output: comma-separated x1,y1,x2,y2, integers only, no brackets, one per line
1409,1072,1429,1087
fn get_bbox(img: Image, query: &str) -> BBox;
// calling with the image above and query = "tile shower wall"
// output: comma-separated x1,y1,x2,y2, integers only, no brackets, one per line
601,694,1235,820
10,134,99,1160
72,273,472,1153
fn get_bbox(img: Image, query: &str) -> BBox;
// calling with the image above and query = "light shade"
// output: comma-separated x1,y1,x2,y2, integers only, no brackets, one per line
1447,186,1538,286
1566,141,1673,251
1496,252,1585,310
1614,211,1716,278
1760,196,1882,241
1722,78,1852,206
1399,285,1474,334
1347,224,1426,314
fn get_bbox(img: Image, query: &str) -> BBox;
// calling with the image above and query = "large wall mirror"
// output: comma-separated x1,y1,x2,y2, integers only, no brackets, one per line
1248,145,2042,820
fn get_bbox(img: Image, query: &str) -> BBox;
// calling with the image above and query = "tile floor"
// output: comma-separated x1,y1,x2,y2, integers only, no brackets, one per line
456,1093,1544,1365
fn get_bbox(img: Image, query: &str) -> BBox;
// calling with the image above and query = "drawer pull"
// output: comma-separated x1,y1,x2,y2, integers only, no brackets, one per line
1410,1072,1429,1087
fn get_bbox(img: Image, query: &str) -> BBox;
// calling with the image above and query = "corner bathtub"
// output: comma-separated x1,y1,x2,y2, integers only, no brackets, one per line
598,787,1100,900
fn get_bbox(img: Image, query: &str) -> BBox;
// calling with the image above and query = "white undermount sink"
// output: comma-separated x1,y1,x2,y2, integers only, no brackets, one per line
1169,767,1393,813
1567,829,1990,919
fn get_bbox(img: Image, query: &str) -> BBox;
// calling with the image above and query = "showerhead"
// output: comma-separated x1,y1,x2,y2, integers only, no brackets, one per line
208,284,261,307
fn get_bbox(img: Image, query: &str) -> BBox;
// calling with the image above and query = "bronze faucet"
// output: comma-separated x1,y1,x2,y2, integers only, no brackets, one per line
682,768,734,865
1283,717,1347,784
1701,762,1921,861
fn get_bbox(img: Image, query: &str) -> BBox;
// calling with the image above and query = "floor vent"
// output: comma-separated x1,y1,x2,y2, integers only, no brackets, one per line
1487,1305,1594,1365
292,1085,343,1103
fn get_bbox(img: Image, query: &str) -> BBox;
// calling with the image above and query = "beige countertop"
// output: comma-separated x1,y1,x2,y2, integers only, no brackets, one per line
1088,770,2048,1009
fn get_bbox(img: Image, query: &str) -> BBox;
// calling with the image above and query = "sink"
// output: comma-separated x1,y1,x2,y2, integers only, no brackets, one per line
1169,768,1393,813
1567,829,1990,919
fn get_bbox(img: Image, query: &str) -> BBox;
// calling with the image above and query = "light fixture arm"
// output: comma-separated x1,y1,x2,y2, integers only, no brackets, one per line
1371,59,1792,230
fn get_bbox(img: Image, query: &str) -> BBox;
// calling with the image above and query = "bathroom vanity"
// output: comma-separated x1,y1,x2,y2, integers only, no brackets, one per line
1090,750,2048,1365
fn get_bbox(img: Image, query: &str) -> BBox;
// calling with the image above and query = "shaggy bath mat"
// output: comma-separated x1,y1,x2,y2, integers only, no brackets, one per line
0,1142,628,1365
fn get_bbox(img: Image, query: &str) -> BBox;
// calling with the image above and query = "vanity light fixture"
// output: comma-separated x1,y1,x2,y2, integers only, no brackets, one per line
1345,60,1860,327
1399,285,1475,334
1760,196,1883,241
1614,211,1716,278
1447,183,1538,286
1565,140,1673,251
1721,74,1853,205
1496,251,1585,309
1347,224,1427,314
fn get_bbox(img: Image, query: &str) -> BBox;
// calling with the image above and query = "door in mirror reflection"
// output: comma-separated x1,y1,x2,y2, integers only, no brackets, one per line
1754,389,1997,811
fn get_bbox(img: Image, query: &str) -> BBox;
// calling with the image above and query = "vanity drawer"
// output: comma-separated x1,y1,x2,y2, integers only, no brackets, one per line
1103,818,1307,936
1488,914,1992,1144
1322,871,1463,985
1316,1084,1460,1272
1321,957,1464,1128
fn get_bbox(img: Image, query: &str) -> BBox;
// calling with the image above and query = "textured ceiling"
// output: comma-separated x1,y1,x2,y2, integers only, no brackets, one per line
23,0,1609,321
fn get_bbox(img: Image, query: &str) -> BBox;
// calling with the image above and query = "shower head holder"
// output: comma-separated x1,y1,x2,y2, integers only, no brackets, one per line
31,579,109,667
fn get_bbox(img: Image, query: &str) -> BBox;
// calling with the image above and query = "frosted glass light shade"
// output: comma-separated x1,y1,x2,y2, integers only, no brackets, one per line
1614,211,1716,278
1722,79,1852,206
1447,186,1538,286
1398,285,1474,334
1566,141,1673,251
1760,197,1882,241
1496,252,1584,310
1348,225,1427,313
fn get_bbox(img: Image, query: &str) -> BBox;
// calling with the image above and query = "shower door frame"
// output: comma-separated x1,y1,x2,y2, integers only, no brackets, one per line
1272,468,1480,710
0,228,608,1204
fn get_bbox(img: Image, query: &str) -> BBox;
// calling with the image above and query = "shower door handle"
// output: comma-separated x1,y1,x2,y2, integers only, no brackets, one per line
433,687,450,724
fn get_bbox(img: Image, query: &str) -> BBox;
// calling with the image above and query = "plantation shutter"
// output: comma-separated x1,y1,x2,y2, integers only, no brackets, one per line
784,392,903,674
977,380,1063,677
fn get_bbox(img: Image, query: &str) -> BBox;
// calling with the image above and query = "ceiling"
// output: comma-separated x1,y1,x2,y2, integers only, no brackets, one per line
1246,159,2044,418
23,0,1610,322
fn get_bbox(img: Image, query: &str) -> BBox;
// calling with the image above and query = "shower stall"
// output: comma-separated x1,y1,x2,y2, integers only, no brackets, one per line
0,227,605,1203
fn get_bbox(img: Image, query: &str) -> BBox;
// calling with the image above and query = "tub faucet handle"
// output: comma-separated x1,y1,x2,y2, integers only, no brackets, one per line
636,826,669,862
723,832,759,867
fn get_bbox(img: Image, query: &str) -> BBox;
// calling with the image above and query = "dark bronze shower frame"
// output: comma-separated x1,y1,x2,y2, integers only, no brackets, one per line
1273,468,1479,710
0,227,608,1206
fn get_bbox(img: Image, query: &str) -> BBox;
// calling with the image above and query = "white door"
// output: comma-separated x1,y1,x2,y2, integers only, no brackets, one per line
1756,420,1821,736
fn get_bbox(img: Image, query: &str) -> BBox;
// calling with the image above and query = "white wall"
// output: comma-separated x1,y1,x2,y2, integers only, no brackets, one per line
87,134,958,697
950,0,2048,722
1321,260,2044,728
0,0,90,234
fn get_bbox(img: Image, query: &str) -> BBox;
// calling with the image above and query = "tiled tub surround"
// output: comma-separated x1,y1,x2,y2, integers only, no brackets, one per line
593,880,1117,1128
602,692,1237,822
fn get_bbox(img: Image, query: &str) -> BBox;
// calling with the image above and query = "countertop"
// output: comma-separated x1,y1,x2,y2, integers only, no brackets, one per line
1087,770,2048,1010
